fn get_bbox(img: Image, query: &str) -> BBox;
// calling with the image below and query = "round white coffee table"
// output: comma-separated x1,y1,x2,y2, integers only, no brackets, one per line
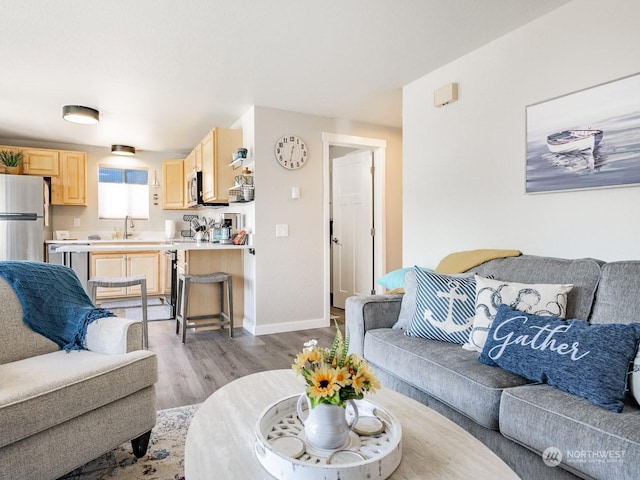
185,369,518,479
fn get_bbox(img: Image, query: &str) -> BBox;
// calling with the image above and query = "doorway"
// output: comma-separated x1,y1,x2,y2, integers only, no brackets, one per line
322,133,387,321
331,149,374,308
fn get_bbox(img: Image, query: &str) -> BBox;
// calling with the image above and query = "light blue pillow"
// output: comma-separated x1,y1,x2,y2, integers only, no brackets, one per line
479,304,640,413
377,267,432,291
405,268,475,344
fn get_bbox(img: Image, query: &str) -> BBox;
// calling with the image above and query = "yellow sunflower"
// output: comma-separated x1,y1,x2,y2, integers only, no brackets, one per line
333,366,353,388
306,366,340,401
351,363,380,395
291,351,308,374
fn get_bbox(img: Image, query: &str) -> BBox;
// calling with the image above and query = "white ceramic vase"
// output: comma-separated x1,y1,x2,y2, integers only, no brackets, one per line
296,394,359,450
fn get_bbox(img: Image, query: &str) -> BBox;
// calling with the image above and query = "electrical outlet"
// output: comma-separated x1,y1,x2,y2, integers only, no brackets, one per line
73,218,81,227
275,224,289,237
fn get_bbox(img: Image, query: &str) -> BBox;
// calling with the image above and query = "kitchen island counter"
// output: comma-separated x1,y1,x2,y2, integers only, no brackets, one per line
51,241,248,330
51,242,249,253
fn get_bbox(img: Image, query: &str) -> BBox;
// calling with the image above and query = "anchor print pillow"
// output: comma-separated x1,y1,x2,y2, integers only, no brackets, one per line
464,275,573,352
479,304,640,412
405,267,477,344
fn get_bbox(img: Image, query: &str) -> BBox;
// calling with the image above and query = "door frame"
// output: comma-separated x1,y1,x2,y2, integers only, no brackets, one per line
322,132,387,322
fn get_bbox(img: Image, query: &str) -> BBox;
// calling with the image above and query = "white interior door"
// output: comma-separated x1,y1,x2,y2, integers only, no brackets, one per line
331,150,374,309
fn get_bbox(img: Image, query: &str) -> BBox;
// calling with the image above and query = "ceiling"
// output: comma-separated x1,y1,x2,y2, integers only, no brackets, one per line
1,0,570,154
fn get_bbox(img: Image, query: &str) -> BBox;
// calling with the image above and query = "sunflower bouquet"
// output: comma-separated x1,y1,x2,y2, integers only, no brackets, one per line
292,323,380,409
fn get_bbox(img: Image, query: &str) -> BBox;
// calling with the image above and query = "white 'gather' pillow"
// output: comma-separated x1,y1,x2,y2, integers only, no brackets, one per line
464,275,573,352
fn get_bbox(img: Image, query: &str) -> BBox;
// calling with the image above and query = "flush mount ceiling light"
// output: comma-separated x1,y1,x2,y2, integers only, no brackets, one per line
111,145,136,156
62,105,100,124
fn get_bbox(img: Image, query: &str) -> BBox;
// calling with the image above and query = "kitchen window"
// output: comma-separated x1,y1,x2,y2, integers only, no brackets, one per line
98,166,149,219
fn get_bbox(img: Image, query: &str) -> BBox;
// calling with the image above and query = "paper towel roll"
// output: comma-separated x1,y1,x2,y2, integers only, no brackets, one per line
165,220,176,239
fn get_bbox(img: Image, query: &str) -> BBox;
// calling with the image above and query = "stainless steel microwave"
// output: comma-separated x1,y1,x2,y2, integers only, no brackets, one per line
186,171,228,207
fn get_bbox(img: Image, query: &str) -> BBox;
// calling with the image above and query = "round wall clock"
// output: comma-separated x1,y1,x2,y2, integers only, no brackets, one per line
274,135,308,170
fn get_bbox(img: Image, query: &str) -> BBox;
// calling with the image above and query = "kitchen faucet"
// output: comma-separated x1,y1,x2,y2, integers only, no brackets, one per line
124,215,135,238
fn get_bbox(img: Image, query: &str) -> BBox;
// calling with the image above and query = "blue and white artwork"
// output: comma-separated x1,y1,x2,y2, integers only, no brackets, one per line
526,72,640,193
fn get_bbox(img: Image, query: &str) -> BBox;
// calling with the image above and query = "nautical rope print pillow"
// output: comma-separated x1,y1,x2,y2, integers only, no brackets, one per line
465,275,573,352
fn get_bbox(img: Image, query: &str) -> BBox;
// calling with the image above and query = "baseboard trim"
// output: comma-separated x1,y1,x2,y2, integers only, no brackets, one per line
250,318,331,336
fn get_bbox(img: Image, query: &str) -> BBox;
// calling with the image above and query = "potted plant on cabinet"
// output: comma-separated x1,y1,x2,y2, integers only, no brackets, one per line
0,150,24,174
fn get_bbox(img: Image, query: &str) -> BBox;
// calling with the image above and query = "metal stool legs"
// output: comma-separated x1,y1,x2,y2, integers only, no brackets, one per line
176,272,233,343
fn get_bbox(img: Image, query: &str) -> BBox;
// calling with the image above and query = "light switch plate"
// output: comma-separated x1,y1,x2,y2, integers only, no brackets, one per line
275,224,289,237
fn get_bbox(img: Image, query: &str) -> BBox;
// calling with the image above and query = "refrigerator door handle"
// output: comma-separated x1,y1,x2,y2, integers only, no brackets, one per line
0,213,39,221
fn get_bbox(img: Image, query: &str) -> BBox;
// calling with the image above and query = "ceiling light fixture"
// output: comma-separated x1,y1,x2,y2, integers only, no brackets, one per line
111,145,136,156
62,105,100,124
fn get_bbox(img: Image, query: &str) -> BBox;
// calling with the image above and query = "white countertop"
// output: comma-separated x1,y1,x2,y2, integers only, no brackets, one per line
51,241,249,253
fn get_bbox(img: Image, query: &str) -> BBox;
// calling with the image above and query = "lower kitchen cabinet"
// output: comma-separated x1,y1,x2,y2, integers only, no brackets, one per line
90,251,160,299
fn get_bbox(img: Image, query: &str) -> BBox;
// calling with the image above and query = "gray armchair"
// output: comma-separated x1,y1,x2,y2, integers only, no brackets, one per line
0,277,157,480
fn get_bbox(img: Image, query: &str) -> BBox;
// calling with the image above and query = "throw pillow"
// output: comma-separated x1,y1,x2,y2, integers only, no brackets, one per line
465,276,573,352
379,266,433,293
631,348,640,407
392,267,436,330
378,268,411,291
479,304,640,413
404,268,476,343
393,269,419,330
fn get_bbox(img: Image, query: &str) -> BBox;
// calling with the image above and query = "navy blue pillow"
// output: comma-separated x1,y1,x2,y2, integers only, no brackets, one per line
479,304,640,412
405,268,475,344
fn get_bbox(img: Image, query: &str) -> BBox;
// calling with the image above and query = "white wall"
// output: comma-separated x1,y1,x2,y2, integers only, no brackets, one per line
403,0,640,267
246,106,402,334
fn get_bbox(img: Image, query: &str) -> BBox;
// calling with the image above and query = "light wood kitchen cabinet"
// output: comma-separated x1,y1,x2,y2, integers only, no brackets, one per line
185,143,201,173
0,144,61,176
128,253,160,296
90,254,128,297
200,127,242,203
183,157,191,207
51,151,87,205
90,251,160,299
22,148,60,176
162,159,186,209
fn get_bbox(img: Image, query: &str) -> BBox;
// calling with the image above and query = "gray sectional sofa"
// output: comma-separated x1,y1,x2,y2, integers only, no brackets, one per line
346,255,640,480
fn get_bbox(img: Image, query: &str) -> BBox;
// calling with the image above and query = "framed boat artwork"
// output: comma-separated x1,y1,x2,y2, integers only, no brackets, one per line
525,72,640,193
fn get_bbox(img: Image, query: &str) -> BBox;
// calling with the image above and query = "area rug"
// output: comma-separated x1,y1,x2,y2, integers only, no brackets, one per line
124,305,173,321
100,298,164,309
59,404,199,480
100,298,172,321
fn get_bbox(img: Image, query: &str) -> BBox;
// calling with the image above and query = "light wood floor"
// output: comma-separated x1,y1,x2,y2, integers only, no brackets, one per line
144,308,345,410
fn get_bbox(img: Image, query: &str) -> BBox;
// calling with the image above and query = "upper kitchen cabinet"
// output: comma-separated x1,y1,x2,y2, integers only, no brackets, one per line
51,151,87,205
162,159,185,209
185,143,202,174
0,145,60,176
201,127,242,203
22,148,60,176
0,144,87,206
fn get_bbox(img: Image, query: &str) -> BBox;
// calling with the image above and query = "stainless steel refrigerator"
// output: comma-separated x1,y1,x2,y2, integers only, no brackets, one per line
0,175,51,261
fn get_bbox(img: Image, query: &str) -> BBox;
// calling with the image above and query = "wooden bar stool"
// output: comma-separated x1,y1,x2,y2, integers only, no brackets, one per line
176,272,233,343
88,275,148,348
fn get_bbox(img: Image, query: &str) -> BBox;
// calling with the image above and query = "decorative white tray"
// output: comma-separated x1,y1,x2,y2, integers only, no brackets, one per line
255,394,402,480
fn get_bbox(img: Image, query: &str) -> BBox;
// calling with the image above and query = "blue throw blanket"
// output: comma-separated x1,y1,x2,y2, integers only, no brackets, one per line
0,261,115,351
